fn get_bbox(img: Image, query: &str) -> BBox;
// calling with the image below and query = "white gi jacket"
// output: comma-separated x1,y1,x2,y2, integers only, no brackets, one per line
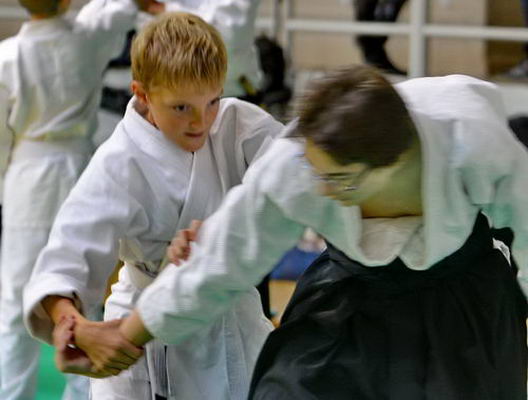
24,97,281,399
165,0,262,97
130,75,528,347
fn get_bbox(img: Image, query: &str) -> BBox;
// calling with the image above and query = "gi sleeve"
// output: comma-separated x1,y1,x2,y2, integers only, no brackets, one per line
136,147,306,345
75,0,139,65
485,138,528,299
23,160,148,344
0,84,12,203
165,0,252,24
457,117,528,299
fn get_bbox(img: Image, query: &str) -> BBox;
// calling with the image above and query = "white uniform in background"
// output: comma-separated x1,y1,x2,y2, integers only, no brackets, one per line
24,97,280,399
0,1,140,399
99,75,528,345
165,0,263,97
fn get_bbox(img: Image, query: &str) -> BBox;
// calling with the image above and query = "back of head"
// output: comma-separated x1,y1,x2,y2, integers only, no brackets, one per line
19,0,60,16
132,12,227,92
297,65,416,167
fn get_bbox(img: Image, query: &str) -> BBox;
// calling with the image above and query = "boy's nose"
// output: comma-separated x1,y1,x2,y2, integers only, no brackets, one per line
189,112,206,132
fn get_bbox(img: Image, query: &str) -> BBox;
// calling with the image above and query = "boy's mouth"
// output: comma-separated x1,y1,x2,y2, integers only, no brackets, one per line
185,132,204,138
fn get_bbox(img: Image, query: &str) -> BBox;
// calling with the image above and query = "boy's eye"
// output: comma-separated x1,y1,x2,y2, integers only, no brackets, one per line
173,104,189,112
209,97,220,106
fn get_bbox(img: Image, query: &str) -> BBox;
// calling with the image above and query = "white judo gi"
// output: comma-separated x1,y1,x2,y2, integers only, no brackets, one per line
0,1,141,399
112,75,528,349
24,97,280,399
164,0,262,97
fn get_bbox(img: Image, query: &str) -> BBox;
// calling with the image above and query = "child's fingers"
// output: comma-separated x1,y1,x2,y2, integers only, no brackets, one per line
188,220,202,241
167,233,191,265
167,245,181,266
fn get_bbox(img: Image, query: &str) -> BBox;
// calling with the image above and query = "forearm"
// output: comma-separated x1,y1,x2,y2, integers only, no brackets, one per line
136,188,304,344
42,295,84,325
119,309,153,347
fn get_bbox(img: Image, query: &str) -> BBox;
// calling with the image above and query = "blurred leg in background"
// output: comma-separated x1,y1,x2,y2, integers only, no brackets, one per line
353,0,408,75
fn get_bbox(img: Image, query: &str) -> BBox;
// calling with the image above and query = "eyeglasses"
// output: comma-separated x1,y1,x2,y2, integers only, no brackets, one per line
296,153,371,192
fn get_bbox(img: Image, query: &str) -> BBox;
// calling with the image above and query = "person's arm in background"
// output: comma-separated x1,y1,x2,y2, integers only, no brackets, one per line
164,0,254,24
164,0,261,96
75,0,163,72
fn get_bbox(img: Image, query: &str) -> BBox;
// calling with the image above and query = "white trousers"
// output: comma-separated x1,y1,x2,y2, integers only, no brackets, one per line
0,140,91,399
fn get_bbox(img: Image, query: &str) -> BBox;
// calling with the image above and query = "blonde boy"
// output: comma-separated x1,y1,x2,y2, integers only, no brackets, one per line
24,13,280,399
0,0,157,398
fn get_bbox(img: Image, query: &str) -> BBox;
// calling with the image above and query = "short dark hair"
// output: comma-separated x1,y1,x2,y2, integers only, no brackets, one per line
19,0,60,15
296,65,417,167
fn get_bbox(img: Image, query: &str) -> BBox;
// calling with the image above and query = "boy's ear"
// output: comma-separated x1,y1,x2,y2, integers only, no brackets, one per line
131,80,148,105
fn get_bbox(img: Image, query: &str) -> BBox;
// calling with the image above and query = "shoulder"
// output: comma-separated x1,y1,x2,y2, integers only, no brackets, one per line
242,136,305,188
396,75,504,121
217,98,279,125
212,97,283,136
396,75,498,97
88,122,146,182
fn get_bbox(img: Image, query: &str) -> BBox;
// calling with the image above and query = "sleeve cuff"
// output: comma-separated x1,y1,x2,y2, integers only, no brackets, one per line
23,273,84,344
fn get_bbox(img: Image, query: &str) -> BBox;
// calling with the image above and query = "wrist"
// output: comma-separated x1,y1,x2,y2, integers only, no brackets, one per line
42,295,83,325
119,310,153,347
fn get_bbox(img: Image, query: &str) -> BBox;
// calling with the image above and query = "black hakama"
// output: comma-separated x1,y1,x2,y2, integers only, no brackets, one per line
249,214,527,400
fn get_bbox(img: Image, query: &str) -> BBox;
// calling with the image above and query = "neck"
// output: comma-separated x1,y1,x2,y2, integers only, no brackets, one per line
360,137,423,218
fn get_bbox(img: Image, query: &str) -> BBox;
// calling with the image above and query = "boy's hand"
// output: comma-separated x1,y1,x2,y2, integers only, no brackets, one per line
53,316,111,378
136,0,166,14
73,318,144,376
167,220,202,266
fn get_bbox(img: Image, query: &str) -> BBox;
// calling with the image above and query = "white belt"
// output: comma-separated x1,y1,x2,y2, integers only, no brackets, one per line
125,262,158,290
12,137,93,161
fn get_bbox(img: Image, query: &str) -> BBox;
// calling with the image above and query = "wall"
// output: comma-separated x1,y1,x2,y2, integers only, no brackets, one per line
487,0,525,75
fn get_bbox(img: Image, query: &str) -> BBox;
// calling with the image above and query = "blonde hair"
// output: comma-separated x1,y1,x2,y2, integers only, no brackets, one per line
19,0,59,15
132,12,227,92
